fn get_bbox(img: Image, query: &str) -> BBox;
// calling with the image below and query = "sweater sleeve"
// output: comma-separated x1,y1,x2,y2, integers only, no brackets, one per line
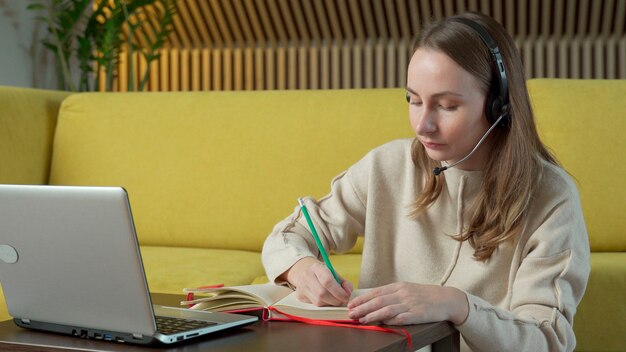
261,164,368,284
455,179,591,351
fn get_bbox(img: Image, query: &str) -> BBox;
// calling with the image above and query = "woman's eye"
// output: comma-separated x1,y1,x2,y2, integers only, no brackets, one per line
405,93,422,106
439,105,458,111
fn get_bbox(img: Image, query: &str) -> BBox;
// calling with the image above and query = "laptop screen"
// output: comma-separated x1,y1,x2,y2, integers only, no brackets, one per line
0,185,158,335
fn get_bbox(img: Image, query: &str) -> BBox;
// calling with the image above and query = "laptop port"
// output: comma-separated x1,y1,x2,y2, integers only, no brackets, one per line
71,329,79,336
116,337,125,343
80,330,88,338
103,334,113,341
176,336,184,341
186,333,199,338
93,333,102,339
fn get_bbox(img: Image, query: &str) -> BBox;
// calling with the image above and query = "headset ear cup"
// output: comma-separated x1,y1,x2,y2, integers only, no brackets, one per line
488,95,511,127
485,92,499,125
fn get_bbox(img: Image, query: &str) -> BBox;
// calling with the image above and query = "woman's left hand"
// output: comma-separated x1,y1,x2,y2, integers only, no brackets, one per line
347,282,469,325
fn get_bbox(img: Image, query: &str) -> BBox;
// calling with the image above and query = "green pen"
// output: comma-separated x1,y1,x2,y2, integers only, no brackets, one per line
298,197,342,285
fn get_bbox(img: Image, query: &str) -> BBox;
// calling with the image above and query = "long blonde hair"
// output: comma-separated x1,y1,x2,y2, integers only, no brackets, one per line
410,12,558,261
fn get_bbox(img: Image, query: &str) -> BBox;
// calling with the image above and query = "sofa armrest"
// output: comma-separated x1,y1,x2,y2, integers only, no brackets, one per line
0,86,69,184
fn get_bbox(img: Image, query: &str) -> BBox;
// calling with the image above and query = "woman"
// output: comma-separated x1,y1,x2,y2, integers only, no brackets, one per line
262,12,589,351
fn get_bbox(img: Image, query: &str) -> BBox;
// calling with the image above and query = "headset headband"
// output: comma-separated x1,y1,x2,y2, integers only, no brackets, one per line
455,18,510,123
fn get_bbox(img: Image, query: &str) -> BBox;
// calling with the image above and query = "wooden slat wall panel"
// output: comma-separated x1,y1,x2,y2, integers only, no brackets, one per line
110,35,625,92
106,0,626,91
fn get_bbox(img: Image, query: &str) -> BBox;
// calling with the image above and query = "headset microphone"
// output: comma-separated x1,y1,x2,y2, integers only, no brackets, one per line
432,166,446,176
432,113,505,176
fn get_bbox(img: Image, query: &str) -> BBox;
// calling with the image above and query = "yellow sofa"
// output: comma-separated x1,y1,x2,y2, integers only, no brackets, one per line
0,80,624,351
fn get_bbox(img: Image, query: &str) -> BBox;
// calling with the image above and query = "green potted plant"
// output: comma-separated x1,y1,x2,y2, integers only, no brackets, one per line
27,0,177,92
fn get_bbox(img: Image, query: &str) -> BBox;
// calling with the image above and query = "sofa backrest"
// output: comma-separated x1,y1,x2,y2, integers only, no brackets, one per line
527,79,626,252
49,89,413,251
46,79,626,253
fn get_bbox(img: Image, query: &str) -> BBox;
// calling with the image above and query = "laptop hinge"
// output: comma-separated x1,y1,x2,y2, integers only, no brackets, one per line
132,333,144,339
20,318,31,324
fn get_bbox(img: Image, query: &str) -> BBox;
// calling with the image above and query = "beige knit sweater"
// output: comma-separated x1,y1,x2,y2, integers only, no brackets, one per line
262,139,590,351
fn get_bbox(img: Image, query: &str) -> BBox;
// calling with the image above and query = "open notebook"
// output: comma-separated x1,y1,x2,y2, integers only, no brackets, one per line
182,283,417,349
182,283,370,321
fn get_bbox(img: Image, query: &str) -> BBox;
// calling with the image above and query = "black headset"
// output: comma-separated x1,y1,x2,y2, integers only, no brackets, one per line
455,18,511,126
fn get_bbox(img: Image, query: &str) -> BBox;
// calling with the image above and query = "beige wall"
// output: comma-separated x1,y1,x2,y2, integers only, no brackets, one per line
0,0,55,89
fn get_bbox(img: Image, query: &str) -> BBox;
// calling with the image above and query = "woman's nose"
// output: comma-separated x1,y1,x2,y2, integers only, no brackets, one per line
414,108,437,135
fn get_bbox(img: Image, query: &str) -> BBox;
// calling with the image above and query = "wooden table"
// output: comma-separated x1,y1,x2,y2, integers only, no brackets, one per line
0,293,459,352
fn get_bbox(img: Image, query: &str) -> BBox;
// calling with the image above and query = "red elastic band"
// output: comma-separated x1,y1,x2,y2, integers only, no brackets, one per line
265,306,412,351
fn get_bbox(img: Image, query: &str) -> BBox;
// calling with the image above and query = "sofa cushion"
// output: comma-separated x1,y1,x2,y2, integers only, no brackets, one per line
49,90,412,251
574,252,626,351
527,79,626,251
140,246,267,294
0,286,8,322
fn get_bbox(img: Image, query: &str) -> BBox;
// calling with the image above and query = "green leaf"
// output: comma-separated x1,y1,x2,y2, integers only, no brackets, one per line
146,53,159,61
26,4,46,11
43,42,58,52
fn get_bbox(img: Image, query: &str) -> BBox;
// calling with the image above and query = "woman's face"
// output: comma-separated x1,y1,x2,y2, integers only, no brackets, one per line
407,48,492,171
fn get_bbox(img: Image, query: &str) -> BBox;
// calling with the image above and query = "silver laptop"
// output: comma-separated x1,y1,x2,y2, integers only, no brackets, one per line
0,184,257,345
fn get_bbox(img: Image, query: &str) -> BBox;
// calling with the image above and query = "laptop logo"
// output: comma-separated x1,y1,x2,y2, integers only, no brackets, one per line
0,244,19,264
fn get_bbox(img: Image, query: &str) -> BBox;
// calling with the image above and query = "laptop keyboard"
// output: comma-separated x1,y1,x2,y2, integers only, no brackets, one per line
155,316,217,335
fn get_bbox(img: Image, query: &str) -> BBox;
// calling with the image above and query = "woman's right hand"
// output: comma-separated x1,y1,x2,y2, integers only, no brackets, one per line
283,256,353,306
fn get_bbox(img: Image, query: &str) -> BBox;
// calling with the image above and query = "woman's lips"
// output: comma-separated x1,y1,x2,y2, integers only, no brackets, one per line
421,141,445,150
